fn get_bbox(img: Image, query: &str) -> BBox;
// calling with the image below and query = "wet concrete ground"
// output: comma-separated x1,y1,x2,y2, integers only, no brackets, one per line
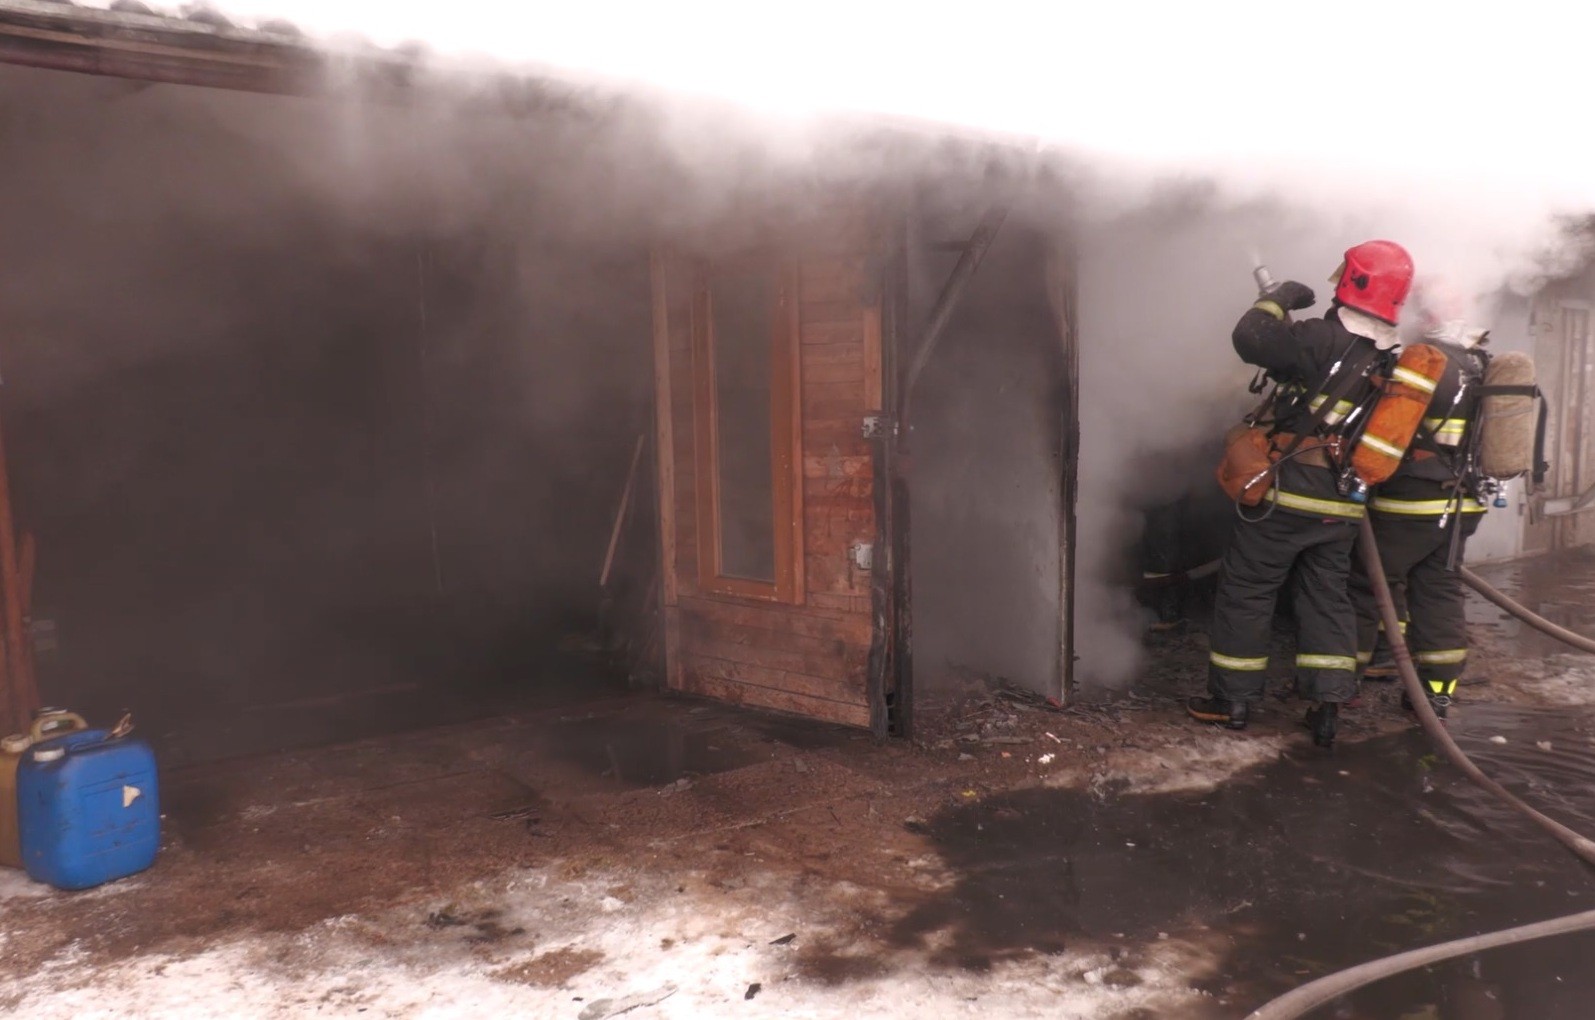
7,555,1595,1017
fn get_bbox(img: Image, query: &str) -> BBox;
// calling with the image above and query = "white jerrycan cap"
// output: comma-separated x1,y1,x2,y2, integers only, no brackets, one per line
32,747,65,763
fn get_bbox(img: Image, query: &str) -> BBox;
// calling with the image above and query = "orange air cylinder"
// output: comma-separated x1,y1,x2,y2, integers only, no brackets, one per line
1351,343,1448,486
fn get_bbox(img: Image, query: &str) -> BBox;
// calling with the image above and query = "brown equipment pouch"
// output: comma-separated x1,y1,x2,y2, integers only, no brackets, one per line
1216,428,1338,506
1216,424,1278,506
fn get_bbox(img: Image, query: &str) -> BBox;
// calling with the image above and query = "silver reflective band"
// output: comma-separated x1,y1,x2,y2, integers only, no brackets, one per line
1358,432,1405,459
1392,366,1438,393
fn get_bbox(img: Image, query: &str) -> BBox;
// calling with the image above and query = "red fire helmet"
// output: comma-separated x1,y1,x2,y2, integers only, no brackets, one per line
1331,240,1414,324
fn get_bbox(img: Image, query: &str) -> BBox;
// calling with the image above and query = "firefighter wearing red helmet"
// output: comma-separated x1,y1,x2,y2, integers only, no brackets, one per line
1333,239,1414,324
1190,240,1414,747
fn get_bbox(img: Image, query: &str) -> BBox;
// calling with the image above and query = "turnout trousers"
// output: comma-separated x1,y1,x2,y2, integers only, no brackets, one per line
1208,508,1360,705
1350,512,1481,698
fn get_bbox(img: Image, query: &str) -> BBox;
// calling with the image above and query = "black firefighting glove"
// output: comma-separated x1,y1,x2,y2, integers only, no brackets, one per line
1255,280,1315,319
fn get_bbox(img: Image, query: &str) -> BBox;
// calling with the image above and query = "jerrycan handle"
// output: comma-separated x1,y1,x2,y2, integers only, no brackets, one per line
30,712,88,741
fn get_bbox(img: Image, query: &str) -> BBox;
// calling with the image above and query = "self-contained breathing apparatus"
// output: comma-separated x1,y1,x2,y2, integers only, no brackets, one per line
1217,264,1550,533
1217,345,1384,516
1410,342,1551,568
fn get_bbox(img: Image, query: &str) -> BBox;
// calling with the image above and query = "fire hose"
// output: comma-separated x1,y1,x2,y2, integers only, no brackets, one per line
1244,515,1595,1020
1460,565,1595,655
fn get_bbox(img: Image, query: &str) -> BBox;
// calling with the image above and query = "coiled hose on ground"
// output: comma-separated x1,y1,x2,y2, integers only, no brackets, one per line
1244,516,1595,1020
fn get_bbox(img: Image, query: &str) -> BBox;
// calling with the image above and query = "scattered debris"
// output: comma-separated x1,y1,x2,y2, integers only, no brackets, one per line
425,906,467,929
490,806,540,823
994,681,1066,714
1490,736,1509,745
957,753,974,762
659,778,693,797
744,982,762,1000
1537,740,1554,752
1044,732,1063,744
768,933,796,946
793,759,809,774
577,983,678,1020
425,906,525,944
1037,753,1056,765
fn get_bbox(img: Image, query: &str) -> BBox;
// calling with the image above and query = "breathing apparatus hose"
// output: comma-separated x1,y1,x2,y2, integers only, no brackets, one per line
1244,516,1595,1020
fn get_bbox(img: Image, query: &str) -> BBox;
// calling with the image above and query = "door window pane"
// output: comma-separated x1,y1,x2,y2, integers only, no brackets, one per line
710,263,777,582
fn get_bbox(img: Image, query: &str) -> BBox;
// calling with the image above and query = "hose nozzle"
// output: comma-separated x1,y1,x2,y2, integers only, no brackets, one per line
1253,263,1277,297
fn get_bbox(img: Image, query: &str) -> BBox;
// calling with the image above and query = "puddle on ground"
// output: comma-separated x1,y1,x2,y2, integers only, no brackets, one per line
892,702,1595,1018
541,717,760,788
1470,552,1595,660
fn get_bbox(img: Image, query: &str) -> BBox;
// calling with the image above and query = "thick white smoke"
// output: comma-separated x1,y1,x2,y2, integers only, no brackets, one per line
81,0,1595,691
117,1,1595,208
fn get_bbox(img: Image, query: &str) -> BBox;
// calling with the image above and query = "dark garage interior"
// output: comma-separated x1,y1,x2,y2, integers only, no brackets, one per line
0,64,658,764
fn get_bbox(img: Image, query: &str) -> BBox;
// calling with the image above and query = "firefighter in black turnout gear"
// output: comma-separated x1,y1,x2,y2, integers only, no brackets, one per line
1350,297,1491,718
1190,240,1415,747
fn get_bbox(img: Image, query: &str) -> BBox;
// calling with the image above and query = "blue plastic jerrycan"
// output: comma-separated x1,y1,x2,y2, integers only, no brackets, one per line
17,726,159,890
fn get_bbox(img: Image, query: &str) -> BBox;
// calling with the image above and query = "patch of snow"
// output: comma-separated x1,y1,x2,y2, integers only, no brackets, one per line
0,868,50,902
1045,731,1287,796
6,865,1214,1019
1514,656,1595,707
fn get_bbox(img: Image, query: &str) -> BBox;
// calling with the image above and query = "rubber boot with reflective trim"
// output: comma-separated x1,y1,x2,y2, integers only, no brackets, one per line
1303,702,1339,748
1187,696,1248,731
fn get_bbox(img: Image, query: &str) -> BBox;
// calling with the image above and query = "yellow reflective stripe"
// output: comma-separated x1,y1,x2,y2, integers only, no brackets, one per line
1422,417,1467,447
1415,648,1468,665
1297,654,1358,672
1369,497,1488,516
1358,432,1406,459
1254,300,1286,320
1377,619,1408,634
1392,366,1438,394
1268,490,1367,519
1426,679,1458,696
1211,652,1269,671
1308,394,1355,423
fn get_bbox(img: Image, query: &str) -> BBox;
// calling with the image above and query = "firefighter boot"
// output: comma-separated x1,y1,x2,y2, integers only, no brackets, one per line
1187,696,1248,731
1401,689,1452,720
1362,651,1398,682
1303,702,1339,748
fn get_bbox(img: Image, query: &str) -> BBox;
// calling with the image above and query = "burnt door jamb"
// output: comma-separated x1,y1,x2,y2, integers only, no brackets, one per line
877,197,1010,740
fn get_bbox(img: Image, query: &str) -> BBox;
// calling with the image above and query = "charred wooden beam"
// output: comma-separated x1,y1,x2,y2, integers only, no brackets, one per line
898,202,1009,434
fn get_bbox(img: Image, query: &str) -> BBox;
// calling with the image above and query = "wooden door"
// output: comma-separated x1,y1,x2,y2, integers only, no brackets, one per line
651,244,885,729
